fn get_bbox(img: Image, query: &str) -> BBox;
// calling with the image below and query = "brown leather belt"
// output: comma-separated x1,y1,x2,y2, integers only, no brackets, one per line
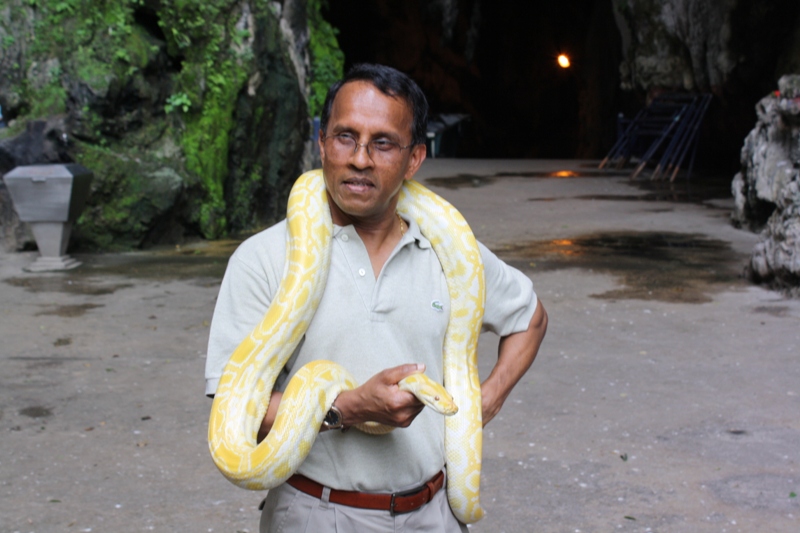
286,470,445,515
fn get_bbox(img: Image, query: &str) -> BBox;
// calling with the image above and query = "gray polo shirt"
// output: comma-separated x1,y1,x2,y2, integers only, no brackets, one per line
205,217,537,492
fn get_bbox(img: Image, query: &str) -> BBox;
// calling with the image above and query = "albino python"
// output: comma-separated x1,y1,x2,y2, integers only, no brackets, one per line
208,169,486,523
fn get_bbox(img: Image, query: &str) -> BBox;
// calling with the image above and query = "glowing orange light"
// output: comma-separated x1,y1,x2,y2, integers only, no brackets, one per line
552,170,578,177
557,54,571,68
552,239,574,246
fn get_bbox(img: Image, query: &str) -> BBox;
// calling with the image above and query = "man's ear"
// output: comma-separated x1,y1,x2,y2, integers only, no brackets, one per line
318,130,327,165
404,143,427,180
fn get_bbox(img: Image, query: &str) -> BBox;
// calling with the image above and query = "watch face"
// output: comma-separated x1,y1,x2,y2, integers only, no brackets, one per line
324,408,341,428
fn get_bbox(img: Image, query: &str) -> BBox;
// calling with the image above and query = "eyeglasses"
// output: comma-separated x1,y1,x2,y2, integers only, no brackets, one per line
323,133,414,164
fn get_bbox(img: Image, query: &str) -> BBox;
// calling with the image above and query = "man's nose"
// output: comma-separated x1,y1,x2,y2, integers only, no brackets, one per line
349,142,374,167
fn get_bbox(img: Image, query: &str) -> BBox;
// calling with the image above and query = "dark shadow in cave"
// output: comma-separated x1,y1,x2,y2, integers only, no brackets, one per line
324,0,632,160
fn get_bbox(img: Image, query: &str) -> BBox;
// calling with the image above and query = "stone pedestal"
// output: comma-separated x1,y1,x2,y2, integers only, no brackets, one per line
2,164,93,271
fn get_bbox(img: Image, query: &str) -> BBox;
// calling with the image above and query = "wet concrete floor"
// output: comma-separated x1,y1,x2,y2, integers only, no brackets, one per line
1,159,798,533
497,231,745,303
426,169,732,206
3,229,742,305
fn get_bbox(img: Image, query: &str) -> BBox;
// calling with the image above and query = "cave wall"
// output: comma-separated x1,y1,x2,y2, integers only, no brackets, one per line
614,0,800,172
0,0,320,250
325,0,629,159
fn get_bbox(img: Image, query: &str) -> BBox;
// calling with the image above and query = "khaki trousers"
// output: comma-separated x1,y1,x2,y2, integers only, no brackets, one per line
260,478,469,533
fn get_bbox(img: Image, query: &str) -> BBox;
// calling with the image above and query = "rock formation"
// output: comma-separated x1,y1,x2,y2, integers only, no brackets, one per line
0,0,337,250
732,75,800,292
614,0,735,92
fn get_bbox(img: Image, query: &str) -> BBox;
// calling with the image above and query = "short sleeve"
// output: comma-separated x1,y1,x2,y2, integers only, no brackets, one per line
204,224,287,396
479,241,538,337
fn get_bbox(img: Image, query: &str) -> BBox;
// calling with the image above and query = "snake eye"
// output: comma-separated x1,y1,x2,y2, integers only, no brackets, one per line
434,395,440,401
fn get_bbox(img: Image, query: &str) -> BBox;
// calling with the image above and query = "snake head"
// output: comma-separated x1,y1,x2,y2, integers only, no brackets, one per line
398,373,458,416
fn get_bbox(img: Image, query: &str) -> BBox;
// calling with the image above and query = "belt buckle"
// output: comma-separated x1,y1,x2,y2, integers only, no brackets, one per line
389,485,424,515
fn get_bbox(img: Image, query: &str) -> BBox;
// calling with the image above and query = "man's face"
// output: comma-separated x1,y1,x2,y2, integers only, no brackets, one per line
319,80,426,226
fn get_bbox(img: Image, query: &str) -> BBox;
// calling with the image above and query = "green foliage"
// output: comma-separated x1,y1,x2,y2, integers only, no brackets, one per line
73,140,187,250
165,92,192,114
17,0,255,240
28,82,67,117
72,141,149,249
19,1,137,117
11,0,304,245
157,0,251,238
73,46,112,94
28,0,133,55
307,0,344,117
26,61,66,117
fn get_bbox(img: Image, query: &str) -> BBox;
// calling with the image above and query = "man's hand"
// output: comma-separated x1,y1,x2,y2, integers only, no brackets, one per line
334,363,426,429
257,364,426,441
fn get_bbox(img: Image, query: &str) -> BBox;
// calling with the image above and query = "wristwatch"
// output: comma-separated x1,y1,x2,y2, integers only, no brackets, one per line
322,404,345,431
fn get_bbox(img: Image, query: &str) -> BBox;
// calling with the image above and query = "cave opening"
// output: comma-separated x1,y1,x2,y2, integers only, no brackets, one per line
324,0,633,160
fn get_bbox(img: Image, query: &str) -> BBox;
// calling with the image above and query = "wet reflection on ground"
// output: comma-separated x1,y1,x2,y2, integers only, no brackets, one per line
425,174,498,189
496,231,747,303
496,170,624,178
35,303,104,317
426,171,628,189
6,231,745,302
73,245,234,283
426,170,732,205
610,174,731,204
5,276,133,295
4,239,243,294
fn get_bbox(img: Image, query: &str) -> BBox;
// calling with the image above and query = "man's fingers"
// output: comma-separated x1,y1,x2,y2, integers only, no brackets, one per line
382,363,426,384
344,364,429,427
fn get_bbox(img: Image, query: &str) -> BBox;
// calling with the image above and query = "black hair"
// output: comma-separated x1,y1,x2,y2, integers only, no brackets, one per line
319,63,429,146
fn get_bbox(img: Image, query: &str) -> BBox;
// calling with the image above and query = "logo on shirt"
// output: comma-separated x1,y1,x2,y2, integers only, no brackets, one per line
431,300,444,312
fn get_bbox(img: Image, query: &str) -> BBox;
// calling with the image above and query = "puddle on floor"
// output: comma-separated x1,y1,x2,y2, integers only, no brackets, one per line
425,169,627,189
73,253,230,282
5,277,133,295
496,170,625,178
425,168,732,205
35,303,104,317
8,356,93,370
19,406,52,418
497,231,747,303
74,238,241,282
425,174,498,189
752,305,791,317
632,173,732,202
4,239,242,294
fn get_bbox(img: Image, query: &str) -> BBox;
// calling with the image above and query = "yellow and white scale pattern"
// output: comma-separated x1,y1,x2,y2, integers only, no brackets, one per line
208,169,487,524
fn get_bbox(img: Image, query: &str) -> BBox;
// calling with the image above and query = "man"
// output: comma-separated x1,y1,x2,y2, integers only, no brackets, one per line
205,63,547,532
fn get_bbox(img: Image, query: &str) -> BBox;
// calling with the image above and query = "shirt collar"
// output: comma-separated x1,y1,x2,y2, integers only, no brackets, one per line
331,217,432,249
402,216,432,249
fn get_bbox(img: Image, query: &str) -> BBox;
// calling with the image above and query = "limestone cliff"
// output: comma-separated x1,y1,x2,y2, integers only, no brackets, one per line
613,0,800,93
0,0,337,250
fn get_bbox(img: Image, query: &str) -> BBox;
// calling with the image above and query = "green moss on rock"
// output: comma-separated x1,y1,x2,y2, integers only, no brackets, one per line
308,0,344,117
2,0,317,250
